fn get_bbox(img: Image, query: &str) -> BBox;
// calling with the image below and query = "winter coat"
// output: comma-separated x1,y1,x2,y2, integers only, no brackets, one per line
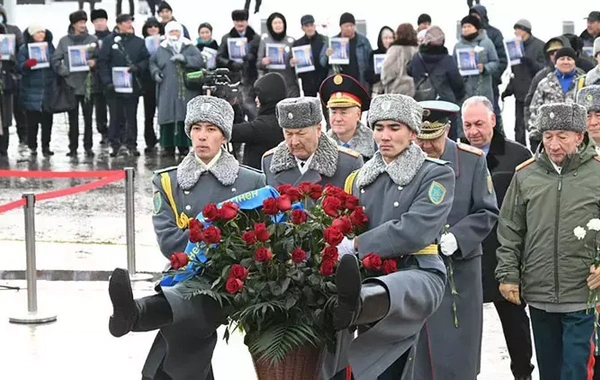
230,72,286,169
381,43,417,96
409,44,465,104
217,26,260,88
141,18,162,92
470,4,508,85
97,32,150,97
579,29,596,48
585,66,600,86
293,32,328,97
503,35,546,102
366,26,394,95
528,68,585,132
16,29,56,112
0,5,24,78
196,39,218,53
496,138,600,305
477,132,532,302
563,33,596,72
319,32,372,90
92,29,112,94
51,26,98,97
159,18,190,39
453,30,499,103
149,39,203,125
257,34,299,97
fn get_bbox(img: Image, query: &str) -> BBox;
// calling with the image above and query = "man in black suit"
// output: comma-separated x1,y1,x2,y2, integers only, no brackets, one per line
462,95,534,380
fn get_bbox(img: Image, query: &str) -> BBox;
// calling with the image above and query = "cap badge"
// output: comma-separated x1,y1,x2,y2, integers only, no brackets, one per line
423,109,431,117
336,92,342,98
549,112,555,119
333,75,343,85
587,93,594,102
381,101,391,111
287,112,294,119
200,103,211,112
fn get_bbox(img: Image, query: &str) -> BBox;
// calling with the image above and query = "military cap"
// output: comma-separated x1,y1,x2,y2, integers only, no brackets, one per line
417,100,460,140
536,103,586,134
319,74,371,112
276,97,324,129
367,94,423,133
184,96,234,141
577,85,600,113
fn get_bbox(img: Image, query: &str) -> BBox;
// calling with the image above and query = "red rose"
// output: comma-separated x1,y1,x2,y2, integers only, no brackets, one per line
321,246,339,261
230,264,249,280
188,218,203,232
225,277,244,294
308,184,323,200
362,253,382,271
262,198,279,215
298,181,312,195
324,184,347,200
189,227,204,243
344,195,359,211
277,195,292,212
323,226,344,246
332,216,353,235
322,196,343,217
254,246,273,262
291,247,307,263
277,184,302,202
382,259,398,275
242,231,257,246
277,184,292,196
320,259,336,276
202,203,220,221
219,202,239,221
169,252,189,270
254,222,270,242
350,207,369,227
202,226,222,244
291,209,307,224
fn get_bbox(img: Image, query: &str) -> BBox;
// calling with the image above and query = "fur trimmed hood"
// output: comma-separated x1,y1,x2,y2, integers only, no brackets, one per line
269,135,339,177
176,149,240,189
356,142,426,187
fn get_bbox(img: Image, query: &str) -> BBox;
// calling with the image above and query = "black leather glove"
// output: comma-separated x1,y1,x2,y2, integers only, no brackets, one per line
128,65,139,74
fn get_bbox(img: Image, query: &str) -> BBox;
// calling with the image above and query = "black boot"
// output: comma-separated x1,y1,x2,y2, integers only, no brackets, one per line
108,268,173,337
334,255,390,330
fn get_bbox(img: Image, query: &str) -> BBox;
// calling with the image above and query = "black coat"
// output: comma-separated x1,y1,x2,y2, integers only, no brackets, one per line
293,32,328,96
230,72,286,169
217,26,260,87
479,132,532,302
97,32,150,97
504,35,546,102
196,39,219,52
470,5,508,85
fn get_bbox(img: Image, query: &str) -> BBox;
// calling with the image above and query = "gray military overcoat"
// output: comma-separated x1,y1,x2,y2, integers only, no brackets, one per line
414,139,499,380
327,122,377,161
347,144,456,380
144,149,265,380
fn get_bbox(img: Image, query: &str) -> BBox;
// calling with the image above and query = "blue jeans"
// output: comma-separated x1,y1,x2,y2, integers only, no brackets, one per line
529,307,595,380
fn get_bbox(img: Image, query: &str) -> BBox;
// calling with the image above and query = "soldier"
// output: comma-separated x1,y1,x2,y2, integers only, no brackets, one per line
577,85,600,154
319,74,377,161
413,100,499,380
107,96,265,380
262,96,363,188
334,94,456,380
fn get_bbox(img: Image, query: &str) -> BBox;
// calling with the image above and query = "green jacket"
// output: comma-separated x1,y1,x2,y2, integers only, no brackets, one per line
496,139,600,304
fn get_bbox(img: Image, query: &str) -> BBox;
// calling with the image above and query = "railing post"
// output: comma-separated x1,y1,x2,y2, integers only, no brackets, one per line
9,193,57,324
124,168,152,282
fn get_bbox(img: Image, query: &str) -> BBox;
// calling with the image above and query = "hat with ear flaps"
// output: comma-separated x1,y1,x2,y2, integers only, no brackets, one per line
367,94,424,133
184,96,234,141
276,97,324,129
536,103,586,134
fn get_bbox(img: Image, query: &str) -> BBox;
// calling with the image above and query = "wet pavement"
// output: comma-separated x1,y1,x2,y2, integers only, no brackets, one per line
0,280,538,380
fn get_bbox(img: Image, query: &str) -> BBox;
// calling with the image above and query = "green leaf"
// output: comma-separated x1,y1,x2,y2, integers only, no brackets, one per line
280,277,291,294
240,257,254,267
324,281,336,294
221,264,232,279
285,295,298,309
247,323,322,365
212,277,222,289
307,274,320,286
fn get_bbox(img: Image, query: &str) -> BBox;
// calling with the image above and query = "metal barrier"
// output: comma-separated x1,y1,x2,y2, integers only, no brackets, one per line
5,167,152,325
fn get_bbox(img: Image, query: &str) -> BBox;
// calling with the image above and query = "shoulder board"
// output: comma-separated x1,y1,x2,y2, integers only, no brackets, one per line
153,166,177,175
515,157,536,171
457,142,483,156
425,157,449,165
262,147,276,158
577,76,586,90
337,145,360,158
594,156,600,163
240,164,264,174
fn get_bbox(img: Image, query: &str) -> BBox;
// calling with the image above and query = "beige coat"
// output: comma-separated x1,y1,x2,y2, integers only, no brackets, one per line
381,44,417,96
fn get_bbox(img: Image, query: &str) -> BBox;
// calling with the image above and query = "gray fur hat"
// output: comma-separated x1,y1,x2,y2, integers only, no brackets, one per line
367,94,423,133
184,96,234,141
577,85,600,112
276,97,323,129
594,36,600,57
536,103,586,134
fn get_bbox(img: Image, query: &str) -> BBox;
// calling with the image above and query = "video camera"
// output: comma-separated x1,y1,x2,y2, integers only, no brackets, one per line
185,68,241,101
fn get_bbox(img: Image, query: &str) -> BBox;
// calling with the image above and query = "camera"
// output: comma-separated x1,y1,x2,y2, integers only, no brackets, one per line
185,68,241,101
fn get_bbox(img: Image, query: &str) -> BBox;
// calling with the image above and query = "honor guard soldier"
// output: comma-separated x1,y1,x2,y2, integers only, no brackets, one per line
319,74,377,160
262,96,363,189
333,94,456,380
107,96,265,380
413,100,499,380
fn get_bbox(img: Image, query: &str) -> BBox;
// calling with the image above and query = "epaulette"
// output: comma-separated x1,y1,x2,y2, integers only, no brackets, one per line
153,166,177,175
262,147,276,158
515,157,536,172
338,145,360,158
457,142,483,156
240,164,264,174
425,157,449,165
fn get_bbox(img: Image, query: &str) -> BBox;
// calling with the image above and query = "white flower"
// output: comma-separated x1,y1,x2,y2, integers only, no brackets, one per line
587,219,600,231
112,44,119,50
89,42,97,49
473,46,485,53
574,226,587,240
114,36,122,43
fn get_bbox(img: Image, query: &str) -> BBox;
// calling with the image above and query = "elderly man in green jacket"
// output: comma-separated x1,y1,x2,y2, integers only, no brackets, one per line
496,102,600,380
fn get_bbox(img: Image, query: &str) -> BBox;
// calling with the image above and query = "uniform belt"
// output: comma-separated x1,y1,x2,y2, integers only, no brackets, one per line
413,244,439,255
